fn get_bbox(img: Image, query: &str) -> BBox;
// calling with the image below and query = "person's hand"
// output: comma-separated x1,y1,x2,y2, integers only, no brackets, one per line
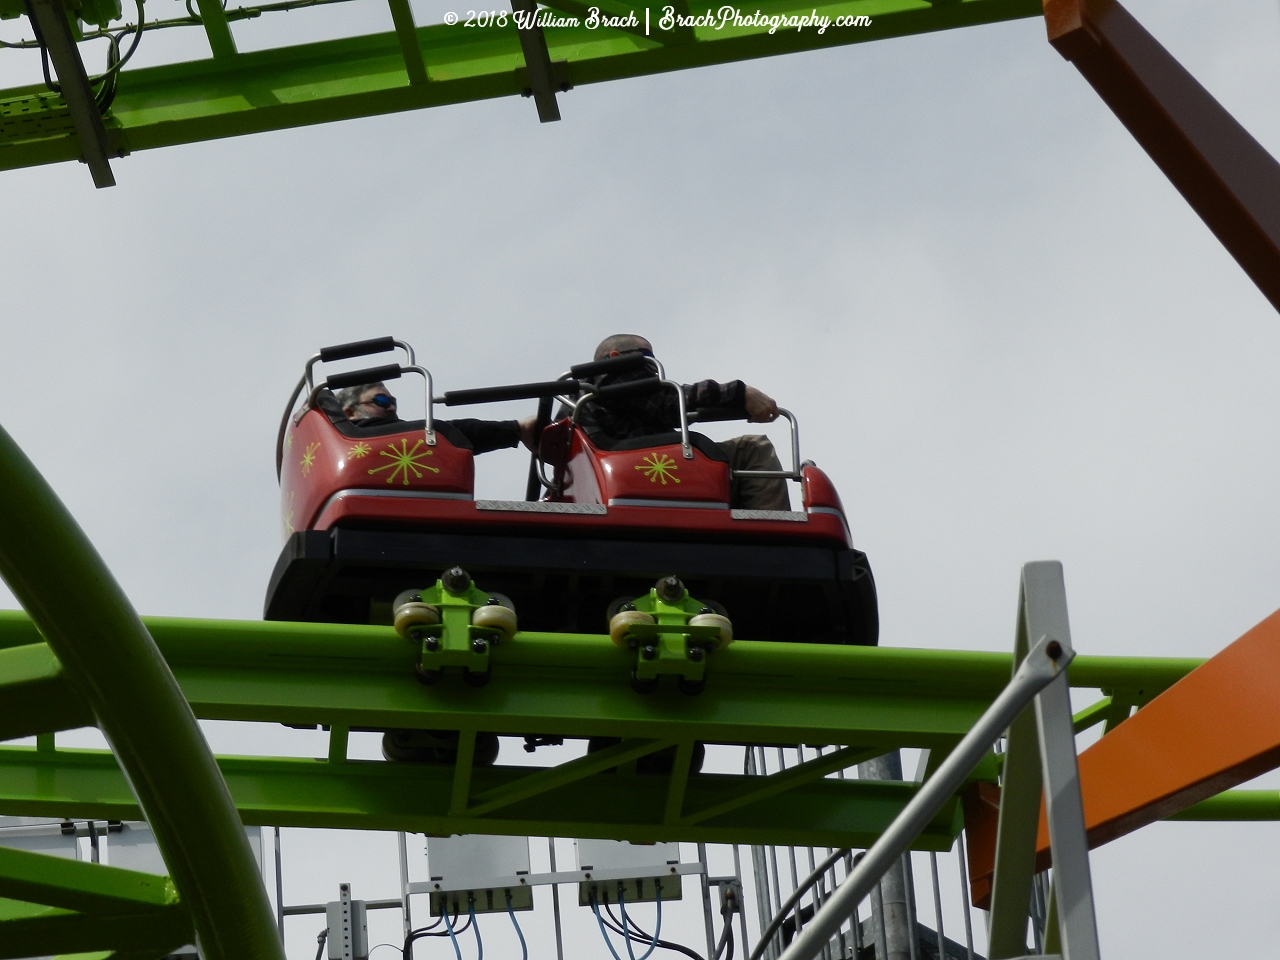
744,386,779,423
518,415,540,451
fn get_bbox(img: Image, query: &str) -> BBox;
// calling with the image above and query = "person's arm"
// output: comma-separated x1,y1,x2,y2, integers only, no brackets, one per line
446,419,521,454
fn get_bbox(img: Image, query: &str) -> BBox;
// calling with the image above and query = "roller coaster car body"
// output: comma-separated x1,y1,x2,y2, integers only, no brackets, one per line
266,347,878,645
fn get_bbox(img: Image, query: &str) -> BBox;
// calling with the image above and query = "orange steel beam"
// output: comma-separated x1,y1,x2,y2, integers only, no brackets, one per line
965,607,1280,907
1044,0,1280,312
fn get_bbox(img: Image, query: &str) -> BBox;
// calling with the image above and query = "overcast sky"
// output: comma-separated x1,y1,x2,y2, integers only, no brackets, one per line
3,0,1280,955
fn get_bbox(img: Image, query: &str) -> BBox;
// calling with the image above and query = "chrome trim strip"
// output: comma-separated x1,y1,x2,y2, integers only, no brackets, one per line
608,498,730,510
806,506,846,519
475,500,607,515
730,509,807,522
317,487,473,518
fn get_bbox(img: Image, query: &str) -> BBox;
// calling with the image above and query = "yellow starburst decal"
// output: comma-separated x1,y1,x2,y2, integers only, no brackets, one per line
636,453,681,485
299,442,321,476
368,439,440,485
347,441,372,459
282,492,295,536
284,433,293,453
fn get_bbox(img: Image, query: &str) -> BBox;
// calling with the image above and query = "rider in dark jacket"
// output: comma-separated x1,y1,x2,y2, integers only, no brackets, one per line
575,334,791,510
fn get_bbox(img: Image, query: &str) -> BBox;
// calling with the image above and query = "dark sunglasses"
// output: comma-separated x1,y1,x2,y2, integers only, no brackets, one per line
359,393,396,409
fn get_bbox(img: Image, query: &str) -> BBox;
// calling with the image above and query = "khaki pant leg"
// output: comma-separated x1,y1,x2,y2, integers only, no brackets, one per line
716,435,791,511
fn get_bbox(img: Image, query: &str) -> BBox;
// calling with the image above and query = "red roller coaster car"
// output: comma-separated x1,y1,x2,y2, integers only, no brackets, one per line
266,337,877,645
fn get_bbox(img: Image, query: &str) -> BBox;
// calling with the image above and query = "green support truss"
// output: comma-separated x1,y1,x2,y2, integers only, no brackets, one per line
0,607,1223,850
0,0,1041,177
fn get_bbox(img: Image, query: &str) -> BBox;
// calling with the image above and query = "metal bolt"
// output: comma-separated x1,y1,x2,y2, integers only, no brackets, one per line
441,566,471,594
627,638,638,651
472,638,488,654
1047,640,1062,659
622,602,636,612
641,645,657,661
424,637,440,652
656,575,685,603
486,597,501,605
699,606,714,615
688,647,704,663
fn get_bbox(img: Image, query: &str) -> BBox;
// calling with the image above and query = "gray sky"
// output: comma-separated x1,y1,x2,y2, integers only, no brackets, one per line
3,0,1280,955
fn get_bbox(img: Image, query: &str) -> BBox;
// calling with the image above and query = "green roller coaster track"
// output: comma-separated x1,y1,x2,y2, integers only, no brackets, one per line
0,0,1040,179
0,415,1274,959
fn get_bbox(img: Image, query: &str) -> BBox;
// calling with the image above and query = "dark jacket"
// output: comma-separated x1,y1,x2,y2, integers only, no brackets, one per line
575,369,747,448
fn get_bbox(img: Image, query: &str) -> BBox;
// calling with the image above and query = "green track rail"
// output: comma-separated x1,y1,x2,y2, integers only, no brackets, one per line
0,0,1041,174
0,605,1235,850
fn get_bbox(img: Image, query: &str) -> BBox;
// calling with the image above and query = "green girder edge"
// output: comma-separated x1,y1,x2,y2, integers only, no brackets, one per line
0,423,283,960
0,847,192,960
0,0,1042,172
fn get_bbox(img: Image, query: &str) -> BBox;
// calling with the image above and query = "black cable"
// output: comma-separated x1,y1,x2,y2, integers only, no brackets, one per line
748,847,852,960
403,910,471,959
602,902,707,960
717,922,735,960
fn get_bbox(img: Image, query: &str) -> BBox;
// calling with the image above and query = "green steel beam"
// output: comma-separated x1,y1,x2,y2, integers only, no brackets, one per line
1167,790,1280,821
193,0,239,59
0,845,177,914
0,0,1042,175
0,846,192,960
0,745,963,849
460,737,678,817
0,643,93,743
0,424,282,960
0,612,1206,746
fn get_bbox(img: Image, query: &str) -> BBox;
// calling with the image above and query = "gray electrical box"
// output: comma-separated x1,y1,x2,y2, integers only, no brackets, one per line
0,817,79,859
575,839,684,905
426,834,534,915
327,883,369,960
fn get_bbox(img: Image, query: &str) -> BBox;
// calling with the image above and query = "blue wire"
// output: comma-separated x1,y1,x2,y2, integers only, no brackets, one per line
506,894,528,960
443,902,464,960
591,895,628,960
468,899,483,960
618,885,661,960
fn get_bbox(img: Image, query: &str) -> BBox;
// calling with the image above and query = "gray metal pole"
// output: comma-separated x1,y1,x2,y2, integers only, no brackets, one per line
274,827,284,941
928,852,946,960
397,831,412,940
774,634,1068,960
735,845,752,959
858,752,917,960
955,835,975,960
548,837,565,960
700,841,718,960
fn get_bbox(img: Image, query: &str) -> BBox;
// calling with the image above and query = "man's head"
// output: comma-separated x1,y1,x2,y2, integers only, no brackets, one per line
336,381,397,421
594,334,653,362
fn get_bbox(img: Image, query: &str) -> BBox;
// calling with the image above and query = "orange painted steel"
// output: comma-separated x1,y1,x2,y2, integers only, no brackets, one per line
966,607,1280,906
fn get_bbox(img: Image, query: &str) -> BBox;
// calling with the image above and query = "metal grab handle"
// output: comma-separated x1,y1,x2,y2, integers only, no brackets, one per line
324,364,403,390
772,633,1073,960
443,379,583,406
726,409,803,480
303,364,436,448
279,338,419,479
569,352,653,380
319,336,396,363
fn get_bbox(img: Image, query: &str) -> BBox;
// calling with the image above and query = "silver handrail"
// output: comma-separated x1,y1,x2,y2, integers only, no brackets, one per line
303,364,435,448
713,408,802,481
276,340,418,479
772,632,1073,960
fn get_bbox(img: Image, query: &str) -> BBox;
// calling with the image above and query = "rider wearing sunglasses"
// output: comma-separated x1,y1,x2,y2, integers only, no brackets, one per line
337,381,538,453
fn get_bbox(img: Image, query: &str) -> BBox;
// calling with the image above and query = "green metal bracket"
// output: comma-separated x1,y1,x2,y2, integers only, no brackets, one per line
397,570,514,683
615,578,730,692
